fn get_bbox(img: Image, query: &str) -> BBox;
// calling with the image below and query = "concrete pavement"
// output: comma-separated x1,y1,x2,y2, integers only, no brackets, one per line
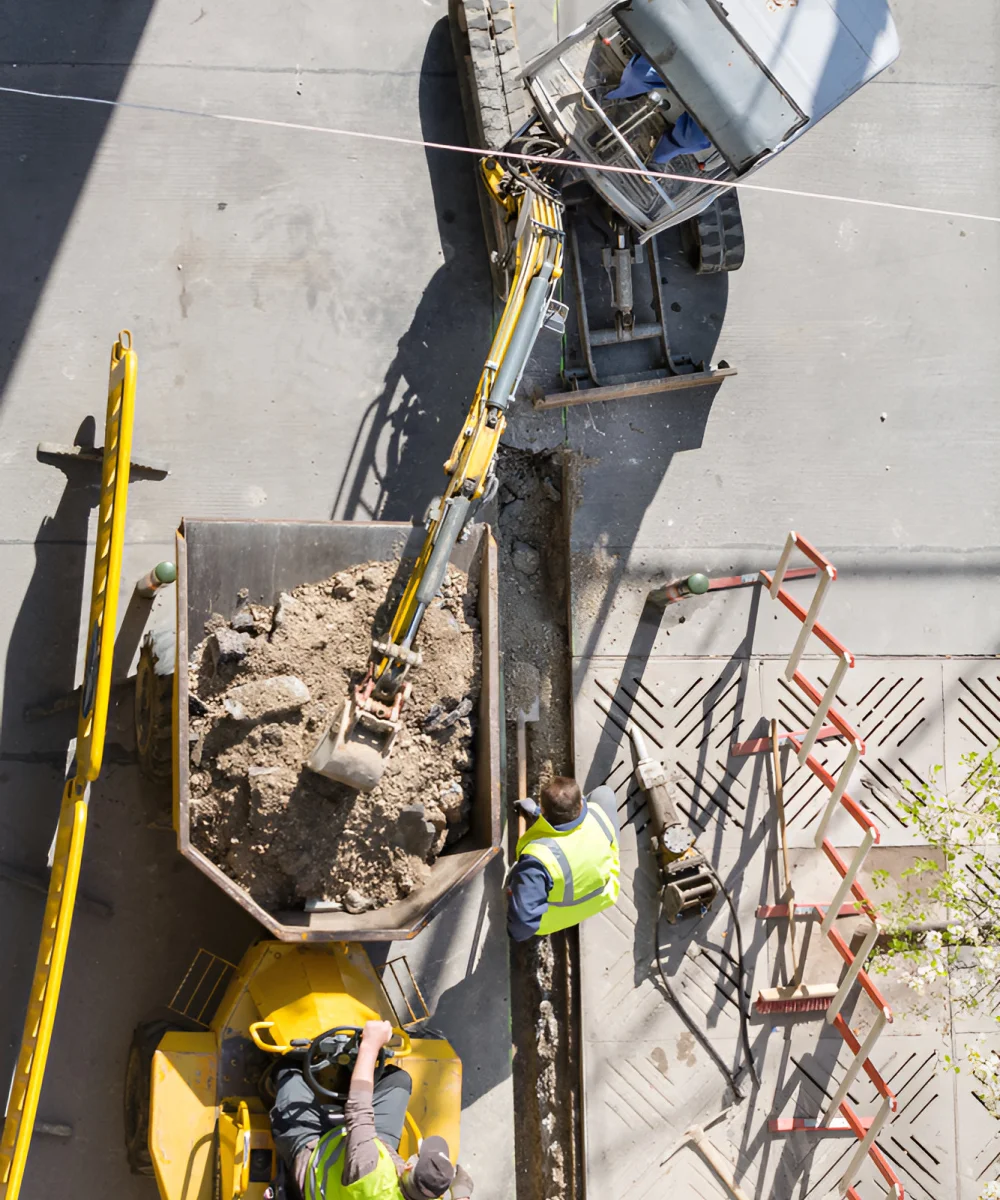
0,4,512,1195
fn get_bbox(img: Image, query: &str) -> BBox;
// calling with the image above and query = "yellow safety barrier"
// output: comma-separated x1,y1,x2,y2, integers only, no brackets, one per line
0,332,137,1200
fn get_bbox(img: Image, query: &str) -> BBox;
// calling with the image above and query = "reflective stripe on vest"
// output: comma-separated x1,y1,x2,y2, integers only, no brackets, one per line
515,800,621,936
304,1130,403,1200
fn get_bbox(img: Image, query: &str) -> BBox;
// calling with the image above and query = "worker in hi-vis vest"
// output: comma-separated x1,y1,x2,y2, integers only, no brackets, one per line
269,1019,473,1200
506,776,621,940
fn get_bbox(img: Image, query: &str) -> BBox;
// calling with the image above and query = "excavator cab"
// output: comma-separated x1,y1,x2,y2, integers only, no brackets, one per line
125,942,462,1200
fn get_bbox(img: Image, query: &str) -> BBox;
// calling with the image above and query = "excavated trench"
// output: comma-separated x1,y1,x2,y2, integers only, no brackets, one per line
493,445,583,1200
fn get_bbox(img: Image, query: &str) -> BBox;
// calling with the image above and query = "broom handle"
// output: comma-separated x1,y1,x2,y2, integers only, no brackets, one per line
770,719,799,981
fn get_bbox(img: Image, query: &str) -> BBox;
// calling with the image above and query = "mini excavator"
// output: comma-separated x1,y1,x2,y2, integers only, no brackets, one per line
309,0,899,791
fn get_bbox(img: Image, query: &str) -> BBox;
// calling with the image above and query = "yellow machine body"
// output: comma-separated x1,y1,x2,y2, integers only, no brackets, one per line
146,942,462,1200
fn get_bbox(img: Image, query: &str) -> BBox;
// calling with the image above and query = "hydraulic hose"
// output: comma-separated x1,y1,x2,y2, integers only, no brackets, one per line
654,889,746,1102
704,862,760,1089
653,866,760,1098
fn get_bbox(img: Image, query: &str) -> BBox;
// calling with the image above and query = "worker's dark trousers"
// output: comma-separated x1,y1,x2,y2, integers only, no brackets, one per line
269,1063,412,1169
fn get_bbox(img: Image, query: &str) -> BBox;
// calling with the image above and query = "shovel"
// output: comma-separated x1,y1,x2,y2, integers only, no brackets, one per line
515,695,540,838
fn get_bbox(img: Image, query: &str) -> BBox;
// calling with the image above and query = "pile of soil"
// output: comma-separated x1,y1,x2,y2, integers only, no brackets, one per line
187,559,480,913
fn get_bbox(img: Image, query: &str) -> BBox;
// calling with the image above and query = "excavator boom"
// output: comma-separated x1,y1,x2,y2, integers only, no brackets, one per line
308,166,564,791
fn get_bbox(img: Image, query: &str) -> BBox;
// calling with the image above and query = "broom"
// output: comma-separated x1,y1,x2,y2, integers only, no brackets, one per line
755,720,836,1016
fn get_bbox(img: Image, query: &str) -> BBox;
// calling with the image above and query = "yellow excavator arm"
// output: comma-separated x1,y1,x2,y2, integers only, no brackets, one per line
374,172,564,692
308,163,564,790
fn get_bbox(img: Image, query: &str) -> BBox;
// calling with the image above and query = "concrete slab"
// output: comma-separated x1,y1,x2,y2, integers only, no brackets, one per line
560,5,1000,1189
1,0,997,1198
572,650,1000,1199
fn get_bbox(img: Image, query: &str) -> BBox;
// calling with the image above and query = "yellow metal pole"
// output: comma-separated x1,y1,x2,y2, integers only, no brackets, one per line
0,332,136,1199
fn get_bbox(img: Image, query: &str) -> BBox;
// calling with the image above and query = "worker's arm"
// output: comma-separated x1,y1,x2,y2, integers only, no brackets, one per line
505,856,553,941
342,1021,395,1185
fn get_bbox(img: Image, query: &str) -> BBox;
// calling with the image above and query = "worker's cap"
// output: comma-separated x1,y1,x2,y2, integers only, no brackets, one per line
406,1136,456,1198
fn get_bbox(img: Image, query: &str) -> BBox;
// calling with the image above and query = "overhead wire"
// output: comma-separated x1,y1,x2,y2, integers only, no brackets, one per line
0,82,998,226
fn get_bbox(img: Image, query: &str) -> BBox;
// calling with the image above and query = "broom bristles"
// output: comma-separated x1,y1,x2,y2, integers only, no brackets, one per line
755,993,832,1014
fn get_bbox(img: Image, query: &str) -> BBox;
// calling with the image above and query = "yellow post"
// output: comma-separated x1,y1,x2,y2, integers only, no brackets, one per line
0,332,137,1199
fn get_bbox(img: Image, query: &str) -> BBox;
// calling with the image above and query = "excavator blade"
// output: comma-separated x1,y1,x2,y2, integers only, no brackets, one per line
307,698,399,792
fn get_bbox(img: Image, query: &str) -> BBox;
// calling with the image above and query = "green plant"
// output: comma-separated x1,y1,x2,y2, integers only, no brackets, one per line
869,750,1000,1018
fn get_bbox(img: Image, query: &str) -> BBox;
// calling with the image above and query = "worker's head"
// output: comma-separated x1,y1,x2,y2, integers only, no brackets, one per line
540,776,583,825
400,1136,456,1199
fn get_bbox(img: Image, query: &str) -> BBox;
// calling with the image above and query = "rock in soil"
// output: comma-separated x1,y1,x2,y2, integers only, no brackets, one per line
223,675,310,723
187,559,480,913
512,541,540,576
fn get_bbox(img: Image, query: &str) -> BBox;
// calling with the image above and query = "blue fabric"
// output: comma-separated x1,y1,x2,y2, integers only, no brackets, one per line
606,53,664,100
652,112,711,164
506,857,553,941
506,800,591,940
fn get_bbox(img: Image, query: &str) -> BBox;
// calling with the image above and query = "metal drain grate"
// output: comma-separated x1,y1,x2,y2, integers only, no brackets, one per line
582,660,762,852
761,661,946,847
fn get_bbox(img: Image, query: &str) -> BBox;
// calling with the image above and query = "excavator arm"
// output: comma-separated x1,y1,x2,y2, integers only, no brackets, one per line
309,165,564,791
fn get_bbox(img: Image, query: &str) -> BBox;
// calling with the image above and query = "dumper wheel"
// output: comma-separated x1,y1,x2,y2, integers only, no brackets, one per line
686,189,746,274
135,628,175,784
124,1019,174,1175
450,0,529,299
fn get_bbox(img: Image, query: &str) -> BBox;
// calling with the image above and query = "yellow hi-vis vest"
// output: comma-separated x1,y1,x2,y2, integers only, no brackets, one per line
515,801,620,936
305,1129,402,1200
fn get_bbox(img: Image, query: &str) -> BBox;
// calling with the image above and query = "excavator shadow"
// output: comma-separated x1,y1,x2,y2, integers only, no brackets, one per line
331,18,493,526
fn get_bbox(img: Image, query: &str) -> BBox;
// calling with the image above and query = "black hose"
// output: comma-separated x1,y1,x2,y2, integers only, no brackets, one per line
653,889,745,1102
704,862,760,1089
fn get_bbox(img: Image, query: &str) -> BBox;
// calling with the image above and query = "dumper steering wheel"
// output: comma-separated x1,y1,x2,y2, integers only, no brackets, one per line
303,1026,391,1101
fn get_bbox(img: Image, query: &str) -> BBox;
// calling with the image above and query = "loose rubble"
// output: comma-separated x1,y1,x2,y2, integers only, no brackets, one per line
187,559,480,912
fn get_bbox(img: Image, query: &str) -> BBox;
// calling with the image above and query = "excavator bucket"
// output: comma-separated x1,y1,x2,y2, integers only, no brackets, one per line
307,698,399,792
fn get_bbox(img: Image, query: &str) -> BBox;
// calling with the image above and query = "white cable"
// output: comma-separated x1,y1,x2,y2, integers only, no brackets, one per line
1,83,998,225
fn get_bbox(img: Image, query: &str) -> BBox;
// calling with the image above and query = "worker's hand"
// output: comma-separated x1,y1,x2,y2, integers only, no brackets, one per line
514,798,540,819
361,1019,394,1050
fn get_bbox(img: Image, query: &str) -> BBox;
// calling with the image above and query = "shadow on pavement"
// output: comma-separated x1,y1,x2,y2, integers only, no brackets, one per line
331,17,492,525
0,3,156,407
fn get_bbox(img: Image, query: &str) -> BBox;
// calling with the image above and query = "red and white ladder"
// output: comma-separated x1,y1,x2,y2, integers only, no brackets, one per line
734,533,903,1200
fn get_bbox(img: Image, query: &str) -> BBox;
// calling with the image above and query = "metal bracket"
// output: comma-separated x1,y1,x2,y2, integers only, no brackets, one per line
543,299,568,334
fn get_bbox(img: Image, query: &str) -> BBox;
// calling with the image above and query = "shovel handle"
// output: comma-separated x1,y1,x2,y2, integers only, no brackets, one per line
516,714,527,838
685,1127,751,1200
